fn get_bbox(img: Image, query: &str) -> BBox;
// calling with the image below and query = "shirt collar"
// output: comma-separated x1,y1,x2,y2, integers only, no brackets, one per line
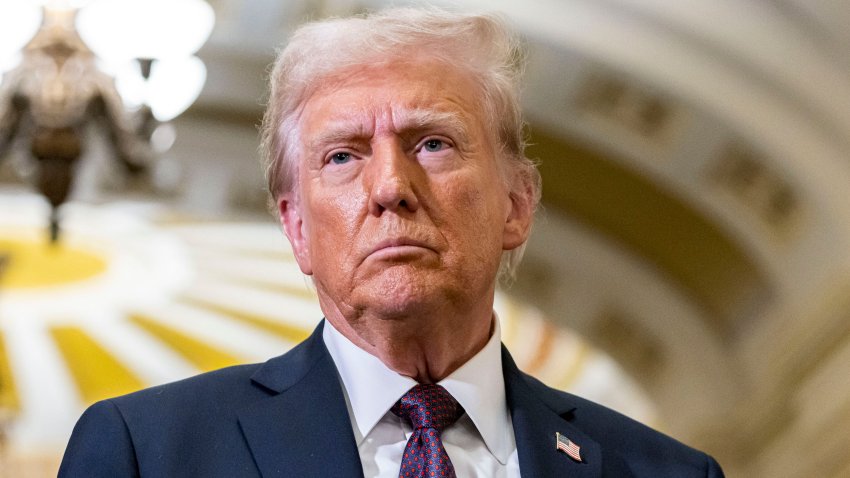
322,316,512,464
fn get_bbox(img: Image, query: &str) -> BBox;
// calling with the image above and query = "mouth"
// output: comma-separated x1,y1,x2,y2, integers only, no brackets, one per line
366,237,436,261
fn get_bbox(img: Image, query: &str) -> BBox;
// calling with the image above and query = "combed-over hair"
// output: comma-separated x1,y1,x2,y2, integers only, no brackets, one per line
259,6,541,281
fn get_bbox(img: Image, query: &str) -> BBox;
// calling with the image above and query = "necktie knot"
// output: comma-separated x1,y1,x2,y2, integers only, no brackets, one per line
391,384,463,432
391,384,462,478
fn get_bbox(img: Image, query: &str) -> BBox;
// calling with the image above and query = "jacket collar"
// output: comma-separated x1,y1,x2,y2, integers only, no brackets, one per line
237,320,623,478
237,321,364,478
502,345,607,477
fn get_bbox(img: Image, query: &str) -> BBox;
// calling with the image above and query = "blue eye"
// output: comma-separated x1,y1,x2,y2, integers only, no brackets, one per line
330,152,351,164
423,139,444,152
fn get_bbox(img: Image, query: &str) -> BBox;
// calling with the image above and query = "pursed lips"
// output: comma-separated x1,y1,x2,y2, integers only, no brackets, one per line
365,237,437,261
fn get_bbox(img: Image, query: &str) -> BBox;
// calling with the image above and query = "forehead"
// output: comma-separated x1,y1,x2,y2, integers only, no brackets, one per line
297,59,487,139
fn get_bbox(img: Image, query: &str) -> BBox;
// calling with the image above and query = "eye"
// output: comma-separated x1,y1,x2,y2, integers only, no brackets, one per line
330,152,352,164
422,139,447,153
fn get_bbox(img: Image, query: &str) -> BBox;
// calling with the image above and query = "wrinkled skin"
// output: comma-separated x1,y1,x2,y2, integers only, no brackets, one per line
279,58,533,382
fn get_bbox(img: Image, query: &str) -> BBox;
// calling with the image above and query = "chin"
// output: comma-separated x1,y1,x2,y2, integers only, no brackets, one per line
356,269,451,316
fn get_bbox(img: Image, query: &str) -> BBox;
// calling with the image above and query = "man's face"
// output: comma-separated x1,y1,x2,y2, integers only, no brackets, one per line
279,59,531,319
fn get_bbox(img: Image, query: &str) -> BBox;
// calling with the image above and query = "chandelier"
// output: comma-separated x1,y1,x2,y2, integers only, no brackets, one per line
0,0,215,242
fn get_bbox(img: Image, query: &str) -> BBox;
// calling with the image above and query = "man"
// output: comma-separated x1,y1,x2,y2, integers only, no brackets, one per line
60,7,724,477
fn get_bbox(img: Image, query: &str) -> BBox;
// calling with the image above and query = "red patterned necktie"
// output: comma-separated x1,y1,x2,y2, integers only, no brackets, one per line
391,384,464,478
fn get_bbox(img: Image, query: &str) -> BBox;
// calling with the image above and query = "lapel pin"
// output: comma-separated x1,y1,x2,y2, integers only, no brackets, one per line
555,432,583,463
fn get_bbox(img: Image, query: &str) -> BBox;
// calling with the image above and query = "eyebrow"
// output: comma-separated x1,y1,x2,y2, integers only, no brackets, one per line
392,108,470,144
306,115,373,152
307,108,471,151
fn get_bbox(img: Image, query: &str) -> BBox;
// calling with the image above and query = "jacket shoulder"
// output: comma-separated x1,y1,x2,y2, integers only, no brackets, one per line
521,372,724,477
109,324,326,416
111,362,265,413
61,363,270,477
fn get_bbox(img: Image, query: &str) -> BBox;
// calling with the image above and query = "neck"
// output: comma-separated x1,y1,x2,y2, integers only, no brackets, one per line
321,294,495,383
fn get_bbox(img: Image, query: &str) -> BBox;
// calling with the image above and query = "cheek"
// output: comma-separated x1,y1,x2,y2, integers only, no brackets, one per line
443,177,507,252
307,190,364,263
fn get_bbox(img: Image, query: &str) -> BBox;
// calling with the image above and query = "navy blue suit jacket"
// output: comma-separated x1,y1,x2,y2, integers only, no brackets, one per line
60,321,724,477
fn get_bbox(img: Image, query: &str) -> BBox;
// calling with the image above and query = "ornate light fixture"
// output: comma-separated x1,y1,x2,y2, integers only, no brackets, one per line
0,0,215,242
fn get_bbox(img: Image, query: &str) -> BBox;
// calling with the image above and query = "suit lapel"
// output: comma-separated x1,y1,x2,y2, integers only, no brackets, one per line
237,322,363,478
503,346,603,478
235,322,627,477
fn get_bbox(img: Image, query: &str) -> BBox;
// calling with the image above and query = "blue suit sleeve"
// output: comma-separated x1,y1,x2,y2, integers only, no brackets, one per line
59,399,140,478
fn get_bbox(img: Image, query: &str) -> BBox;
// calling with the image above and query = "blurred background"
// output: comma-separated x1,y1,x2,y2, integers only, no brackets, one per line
1,0,849,476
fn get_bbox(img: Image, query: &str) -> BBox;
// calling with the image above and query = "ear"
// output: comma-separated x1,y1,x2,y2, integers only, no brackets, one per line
502,181,534,251
278,194,313,275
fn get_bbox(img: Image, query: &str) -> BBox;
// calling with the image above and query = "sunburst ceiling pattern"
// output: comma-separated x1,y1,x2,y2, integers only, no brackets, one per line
0,191,655,455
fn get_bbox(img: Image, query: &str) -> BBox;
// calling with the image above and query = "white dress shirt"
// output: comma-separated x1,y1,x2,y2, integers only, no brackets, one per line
323,318,521,478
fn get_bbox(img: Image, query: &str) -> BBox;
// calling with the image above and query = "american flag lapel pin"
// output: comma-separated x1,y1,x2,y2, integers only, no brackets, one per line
555,432,583,463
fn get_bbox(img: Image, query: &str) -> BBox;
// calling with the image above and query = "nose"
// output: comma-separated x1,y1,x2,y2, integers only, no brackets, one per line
365,138,421,216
